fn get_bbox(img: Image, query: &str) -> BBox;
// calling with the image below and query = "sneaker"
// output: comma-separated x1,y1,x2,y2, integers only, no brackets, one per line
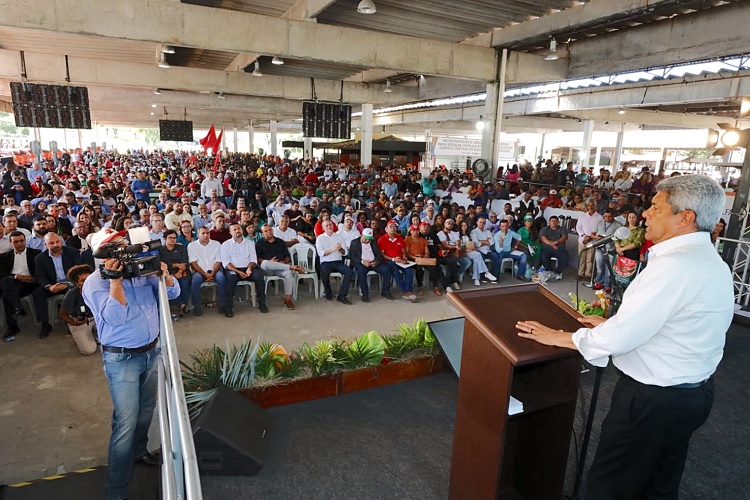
474,279,481,286
403,293,417,301
445,286,453,293
583,282,593,288
452,282,461,290
484,271,498,282
555,273,563,280
4,335,14,342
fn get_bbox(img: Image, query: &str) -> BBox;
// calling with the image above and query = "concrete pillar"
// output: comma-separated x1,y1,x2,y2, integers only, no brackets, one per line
612,124,625,171
361,103,373,167
480,48,507,179
248,121,254,154
594,146,602,170
232,127,238,153
423,128,433,170
270,120,278,156
77,129,83,150
539,133,546,161
580,119,595,169
304,137,313,161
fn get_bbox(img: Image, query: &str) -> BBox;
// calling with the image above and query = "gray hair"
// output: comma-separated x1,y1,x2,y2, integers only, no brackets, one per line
656,175,724,232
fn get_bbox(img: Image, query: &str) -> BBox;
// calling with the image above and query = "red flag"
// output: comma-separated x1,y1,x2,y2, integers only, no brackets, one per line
213,128,224,171
199,125,217,153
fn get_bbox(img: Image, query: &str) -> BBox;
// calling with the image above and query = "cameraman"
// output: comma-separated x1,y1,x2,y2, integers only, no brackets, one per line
82,229,180,500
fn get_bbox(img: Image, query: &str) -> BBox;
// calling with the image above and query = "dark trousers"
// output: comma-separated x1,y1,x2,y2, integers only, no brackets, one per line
32,287,67,324
320,260,352,298
0,277,37,330
414,264,448,289
224,270,265,308
541,244,569,271
439,256,460,284
352,262,388,297
586,374,714,500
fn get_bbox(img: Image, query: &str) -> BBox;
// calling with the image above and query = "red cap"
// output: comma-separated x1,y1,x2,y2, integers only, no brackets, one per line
419,221,431,228
387,219,399,227
409,224,419,232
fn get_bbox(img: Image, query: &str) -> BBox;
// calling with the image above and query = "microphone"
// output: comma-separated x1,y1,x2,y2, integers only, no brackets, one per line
584,226,631,250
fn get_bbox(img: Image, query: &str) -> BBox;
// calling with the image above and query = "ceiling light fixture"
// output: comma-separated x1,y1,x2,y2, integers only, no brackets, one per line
252,61,263,77
618,108,626,115
476,115,486,131
272,56,284,65
150,112,155,115
158,53,170,69
151,103,157,108
217,92,226,99
153,88,161,95
357,0,377,14
544,39,559,61
384,79,392,93
161,45,175,54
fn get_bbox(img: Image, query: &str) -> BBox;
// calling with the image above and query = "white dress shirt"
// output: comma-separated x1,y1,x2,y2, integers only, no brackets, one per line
316,232,345,263
188,239,221,272
11,249,31,276
470,228,495,255
576,210,603,244
220,237,258,269
571,231,734,386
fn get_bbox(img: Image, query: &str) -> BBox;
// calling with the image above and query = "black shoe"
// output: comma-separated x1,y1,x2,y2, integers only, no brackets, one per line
381,292,395,300
135,451,161,467
362,295,370,303
324,294,333,301
4,334,15,342
224,307,234,318
218,306,225,315
259,303,269,313
337,296,352,305
39,322,52,339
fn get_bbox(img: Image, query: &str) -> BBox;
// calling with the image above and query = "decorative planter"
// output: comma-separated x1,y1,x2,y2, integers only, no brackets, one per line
239,354,448,408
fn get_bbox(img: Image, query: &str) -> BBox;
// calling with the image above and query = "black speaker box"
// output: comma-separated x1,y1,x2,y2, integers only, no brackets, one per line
191,384,272,476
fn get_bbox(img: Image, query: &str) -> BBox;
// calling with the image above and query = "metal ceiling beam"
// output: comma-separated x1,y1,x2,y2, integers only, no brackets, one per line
567,2,750,78
490,0,677,49
0,0,497,81
0,50,419,104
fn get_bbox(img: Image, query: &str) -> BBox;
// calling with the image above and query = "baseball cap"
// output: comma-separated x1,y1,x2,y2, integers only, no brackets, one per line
524,214,533,221
387,219,399,227
4,207,18,215
419,221,431,229
549,189,557,195
362,228,374,239
409,224,419,232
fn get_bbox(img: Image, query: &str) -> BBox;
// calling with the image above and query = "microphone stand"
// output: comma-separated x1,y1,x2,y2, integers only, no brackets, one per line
572,248,623,499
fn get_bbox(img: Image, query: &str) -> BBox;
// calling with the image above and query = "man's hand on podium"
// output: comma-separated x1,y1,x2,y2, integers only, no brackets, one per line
516,320,577,350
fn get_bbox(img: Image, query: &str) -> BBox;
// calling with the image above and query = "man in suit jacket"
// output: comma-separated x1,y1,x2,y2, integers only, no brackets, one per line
33,232,82,338
0,231,40,341
348,228,389,302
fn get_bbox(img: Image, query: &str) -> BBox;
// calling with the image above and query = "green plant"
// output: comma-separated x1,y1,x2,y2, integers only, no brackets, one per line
255,341,289,379
300,339,348,376
181,338,258,417
342,331,385,369
569,293,605,316
384,317,436,357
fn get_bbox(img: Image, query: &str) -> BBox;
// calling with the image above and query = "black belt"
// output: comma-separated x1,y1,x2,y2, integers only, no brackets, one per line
102,337,158,354
617,369,707,389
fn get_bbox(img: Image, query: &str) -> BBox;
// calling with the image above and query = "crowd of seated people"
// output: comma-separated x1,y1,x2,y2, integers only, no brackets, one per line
1,148,728,347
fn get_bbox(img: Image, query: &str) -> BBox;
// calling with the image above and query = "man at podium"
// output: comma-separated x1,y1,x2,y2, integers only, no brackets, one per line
516,175,733,500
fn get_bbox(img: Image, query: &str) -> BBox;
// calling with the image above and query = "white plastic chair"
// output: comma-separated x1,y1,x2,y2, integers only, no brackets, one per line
291,245,319,300
263,274,284,296
235,280,258,307
501,257,517,277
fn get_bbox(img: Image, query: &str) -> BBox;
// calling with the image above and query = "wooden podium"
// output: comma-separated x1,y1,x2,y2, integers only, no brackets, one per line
447,284,582,499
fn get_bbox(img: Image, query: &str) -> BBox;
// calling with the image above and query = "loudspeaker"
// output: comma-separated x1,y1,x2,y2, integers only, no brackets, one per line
192,384,272,476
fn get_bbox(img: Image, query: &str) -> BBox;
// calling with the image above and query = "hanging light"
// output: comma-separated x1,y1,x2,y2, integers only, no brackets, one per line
384,79,392,93
476,115,486,131
357,0,377,14
252,61,263,77
153,88,161,95
271,56,284,65
158,53,170,69
217,92,226,99
151,103,157,108
618,108,626,115
544,39,559,61
150,112,155,116
161,45,175,54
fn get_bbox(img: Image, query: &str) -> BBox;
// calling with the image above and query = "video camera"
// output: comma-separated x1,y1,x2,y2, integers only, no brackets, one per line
93,227,163,280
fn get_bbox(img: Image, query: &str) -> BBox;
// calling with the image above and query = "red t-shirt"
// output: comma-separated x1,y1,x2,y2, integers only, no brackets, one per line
378,234,406,259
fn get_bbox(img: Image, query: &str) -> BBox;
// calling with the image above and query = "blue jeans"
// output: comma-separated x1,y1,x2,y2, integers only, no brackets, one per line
190,270,226,313
498,250,527,277
483,250,502,277
103,347,160,500
171,275,191,307
595,249,613,286
383,260,414,293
